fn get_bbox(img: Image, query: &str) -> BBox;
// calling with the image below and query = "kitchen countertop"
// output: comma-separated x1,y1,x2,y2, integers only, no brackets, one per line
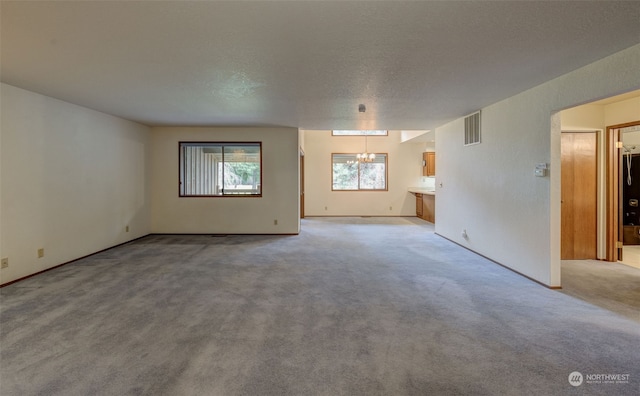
408,187,435,195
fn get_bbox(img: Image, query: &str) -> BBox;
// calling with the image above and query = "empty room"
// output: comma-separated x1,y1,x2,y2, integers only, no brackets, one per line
1,1,639,395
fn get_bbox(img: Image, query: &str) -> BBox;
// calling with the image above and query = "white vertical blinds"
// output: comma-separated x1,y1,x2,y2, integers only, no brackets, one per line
181,145,219,196
179,143,261,196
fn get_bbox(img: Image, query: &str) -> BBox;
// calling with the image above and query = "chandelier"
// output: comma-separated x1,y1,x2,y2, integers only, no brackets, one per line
357,135,376,162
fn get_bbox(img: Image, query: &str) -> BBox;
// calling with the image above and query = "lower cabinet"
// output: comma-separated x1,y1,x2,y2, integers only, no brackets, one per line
422,194,435,223
416,193,435,223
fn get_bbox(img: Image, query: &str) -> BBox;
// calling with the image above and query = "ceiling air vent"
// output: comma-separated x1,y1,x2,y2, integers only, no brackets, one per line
464,111,481,146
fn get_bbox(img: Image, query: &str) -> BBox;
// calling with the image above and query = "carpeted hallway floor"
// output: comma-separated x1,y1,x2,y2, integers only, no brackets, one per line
1,217,638,395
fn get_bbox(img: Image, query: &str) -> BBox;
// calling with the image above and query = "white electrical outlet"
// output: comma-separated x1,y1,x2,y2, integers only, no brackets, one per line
274,219,278,225
38,248,44,258
1,258,8,269
126,225,129,232
462,229,468,239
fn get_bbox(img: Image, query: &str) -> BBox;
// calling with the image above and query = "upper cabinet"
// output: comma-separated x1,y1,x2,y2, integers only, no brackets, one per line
422,152,436,177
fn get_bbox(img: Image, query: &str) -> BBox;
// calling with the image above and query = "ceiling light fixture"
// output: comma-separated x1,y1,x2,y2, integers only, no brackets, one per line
357,134,375,162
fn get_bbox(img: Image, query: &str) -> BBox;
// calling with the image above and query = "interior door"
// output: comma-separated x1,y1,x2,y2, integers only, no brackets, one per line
561,132,597,259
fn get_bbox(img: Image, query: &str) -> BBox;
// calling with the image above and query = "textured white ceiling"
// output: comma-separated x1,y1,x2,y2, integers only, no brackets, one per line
2,1,639,129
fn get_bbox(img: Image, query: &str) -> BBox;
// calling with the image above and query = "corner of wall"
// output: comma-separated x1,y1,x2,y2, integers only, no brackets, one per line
1,83,152,285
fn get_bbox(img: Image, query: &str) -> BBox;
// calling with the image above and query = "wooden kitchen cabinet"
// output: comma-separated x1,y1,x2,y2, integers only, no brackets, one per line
422,152,436,177
422,194,435,223
415,193,435,223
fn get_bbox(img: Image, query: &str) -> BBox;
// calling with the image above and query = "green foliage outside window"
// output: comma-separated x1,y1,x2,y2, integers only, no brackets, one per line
332,154,387,190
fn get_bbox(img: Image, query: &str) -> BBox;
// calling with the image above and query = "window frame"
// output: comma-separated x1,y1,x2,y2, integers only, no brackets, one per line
178,141,263,198
331,130,388,136
331,153,389,191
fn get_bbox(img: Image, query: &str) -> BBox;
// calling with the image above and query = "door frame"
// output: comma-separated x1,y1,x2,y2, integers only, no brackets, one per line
606,120,640,261
300,148,305,219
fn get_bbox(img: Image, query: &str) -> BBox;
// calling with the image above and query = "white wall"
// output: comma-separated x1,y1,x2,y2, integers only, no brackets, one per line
150,127,299,234
561,105,605,129
435,44,640,287
623,131,640,151
0,83,151,285
562,95,640,131
303,130,426,216
605,96,640,126
400,130,431,143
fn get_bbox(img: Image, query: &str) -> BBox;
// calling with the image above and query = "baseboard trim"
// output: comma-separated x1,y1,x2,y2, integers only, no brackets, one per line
0,234,150,288
150,232,299,236
4,231,560,289
302,215,417,218
435,233,562,290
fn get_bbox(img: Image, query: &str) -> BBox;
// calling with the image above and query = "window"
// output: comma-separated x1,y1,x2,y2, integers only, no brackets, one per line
332,153,387,191
332,130,388,136
179,142,261,197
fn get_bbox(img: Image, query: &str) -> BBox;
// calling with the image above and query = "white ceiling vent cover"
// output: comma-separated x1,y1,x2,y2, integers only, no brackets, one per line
464,111,481,146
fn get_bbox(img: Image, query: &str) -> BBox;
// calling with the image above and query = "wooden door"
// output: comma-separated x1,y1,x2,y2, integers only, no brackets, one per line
561,132,597,259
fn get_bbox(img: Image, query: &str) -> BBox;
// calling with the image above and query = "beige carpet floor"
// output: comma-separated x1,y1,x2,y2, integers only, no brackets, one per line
1,217,638,395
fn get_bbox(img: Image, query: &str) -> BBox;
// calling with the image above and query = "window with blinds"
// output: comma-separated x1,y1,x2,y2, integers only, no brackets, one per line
179,142,261,197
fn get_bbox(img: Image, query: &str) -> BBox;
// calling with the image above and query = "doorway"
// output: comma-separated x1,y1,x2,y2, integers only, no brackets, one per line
561,132,598,259
607,121,640,267
607,121,640,268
